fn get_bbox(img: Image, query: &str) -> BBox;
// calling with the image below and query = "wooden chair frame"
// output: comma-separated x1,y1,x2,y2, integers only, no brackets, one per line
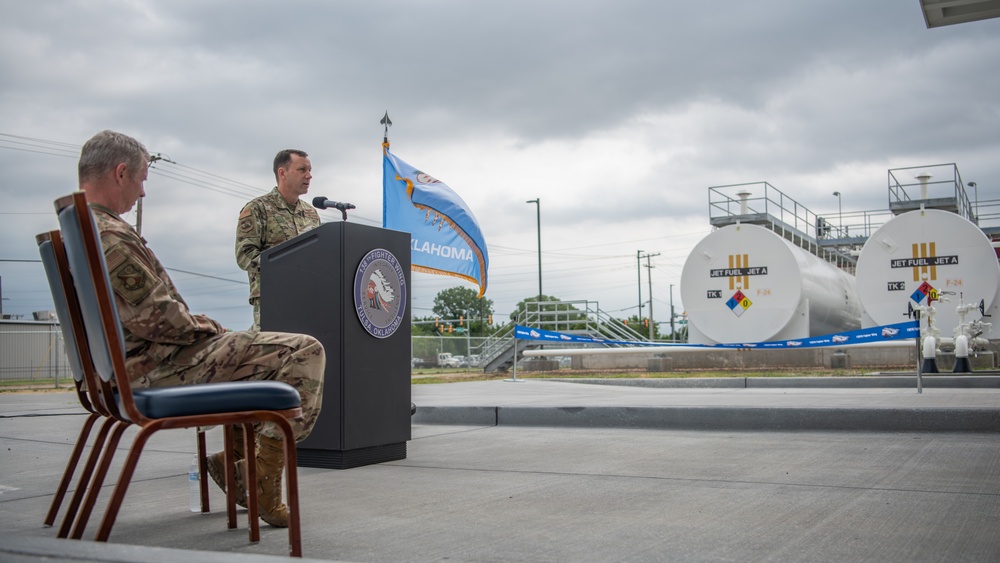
53,191,304,557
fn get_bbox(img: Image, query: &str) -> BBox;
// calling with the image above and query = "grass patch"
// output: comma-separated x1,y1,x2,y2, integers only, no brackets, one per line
0,378,71,393
411,368,870,384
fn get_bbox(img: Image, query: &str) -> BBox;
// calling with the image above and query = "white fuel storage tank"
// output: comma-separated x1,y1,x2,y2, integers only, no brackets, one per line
854,208,1000,337
680,223,862,345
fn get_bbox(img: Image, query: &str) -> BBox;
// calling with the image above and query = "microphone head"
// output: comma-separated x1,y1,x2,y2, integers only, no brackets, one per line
312,196,327,208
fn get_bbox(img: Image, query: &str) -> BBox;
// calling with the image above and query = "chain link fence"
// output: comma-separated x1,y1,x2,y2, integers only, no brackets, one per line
0,321,71,386
412,335,489,367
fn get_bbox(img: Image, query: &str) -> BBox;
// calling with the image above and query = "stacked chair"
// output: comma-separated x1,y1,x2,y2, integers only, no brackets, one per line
38,191,306,557
37,229,224,540
37,229,122,538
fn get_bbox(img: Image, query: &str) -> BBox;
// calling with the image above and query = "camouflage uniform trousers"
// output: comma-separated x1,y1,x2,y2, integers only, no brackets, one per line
140,330,325,442
250,296,261,332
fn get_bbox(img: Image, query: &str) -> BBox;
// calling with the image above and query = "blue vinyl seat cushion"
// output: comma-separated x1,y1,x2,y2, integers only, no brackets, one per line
129,381,301,420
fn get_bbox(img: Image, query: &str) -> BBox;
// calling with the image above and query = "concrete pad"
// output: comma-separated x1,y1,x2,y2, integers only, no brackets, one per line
0,535,334,563
4,384,1000,562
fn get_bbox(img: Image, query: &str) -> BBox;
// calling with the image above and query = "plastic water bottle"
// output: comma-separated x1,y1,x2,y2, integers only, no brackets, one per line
188,456,201,512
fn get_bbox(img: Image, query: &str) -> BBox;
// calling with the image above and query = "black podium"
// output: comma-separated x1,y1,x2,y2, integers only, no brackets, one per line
260,222,411,469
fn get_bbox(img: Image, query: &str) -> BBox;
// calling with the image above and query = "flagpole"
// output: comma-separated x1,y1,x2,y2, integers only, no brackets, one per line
381,111,392,146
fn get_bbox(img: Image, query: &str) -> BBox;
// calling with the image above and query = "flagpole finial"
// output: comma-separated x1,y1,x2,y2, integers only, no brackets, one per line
381,111,392,144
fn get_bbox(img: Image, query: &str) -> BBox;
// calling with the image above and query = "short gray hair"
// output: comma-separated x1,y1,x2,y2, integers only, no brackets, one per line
78,130,150,184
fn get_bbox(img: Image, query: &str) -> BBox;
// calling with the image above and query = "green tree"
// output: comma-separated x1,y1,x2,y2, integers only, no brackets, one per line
510,294,589,330
619,315,658,340
431,286,494,334
510,294,560,322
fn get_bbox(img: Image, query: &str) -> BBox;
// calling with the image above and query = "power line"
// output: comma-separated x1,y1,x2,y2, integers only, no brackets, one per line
0,131,271,202
0,145,77,159
0,257,247,285
172,161,262,192
0,133,79,159
0,132,79,149
166,267,247,285
150,166,261,199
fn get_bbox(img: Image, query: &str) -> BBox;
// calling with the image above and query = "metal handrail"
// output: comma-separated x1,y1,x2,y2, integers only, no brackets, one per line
477,300,650,370
888,163,973,221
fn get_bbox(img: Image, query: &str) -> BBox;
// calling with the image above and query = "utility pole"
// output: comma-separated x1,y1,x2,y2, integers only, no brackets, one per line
135,185,143,235
669,283,675,342
138,153,174,236
636,250,643,324
641,252,659,340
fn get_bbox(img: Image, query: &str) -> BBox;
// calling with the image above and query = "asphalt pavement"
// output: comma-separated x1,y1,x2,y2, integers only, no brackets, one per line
2,377,1000,562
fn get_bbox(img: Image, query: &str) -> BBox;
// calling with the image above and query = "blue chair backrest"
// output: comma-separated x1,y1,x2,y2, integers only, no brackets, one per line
37,237,86,383
57,199,127,385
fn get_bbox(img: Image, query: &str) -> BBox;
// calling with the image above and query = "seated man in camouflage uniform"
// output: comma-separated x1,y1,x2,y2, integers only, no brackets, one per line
77,130,324,528
235,149,321,331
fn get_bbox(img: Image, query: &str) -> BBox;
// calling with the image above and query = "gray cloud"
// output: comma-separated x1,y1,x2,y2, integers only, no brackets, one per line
1,0,998,329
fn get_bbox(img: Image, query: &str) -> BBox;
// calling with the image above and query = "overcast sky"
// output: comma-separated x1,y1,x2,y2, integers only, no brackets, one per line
2,1,998,332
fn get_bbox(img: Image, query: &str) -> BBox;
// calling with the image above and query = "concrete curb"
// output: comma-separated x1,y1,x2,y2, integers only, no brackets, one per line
540,376,1000,388
411,405,498,426
413,405,1000,432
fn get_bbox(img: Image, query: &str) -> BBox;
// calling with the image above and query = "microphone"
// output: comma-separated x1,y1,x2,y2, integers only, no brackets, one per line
312,196,355,210
312,196,356,220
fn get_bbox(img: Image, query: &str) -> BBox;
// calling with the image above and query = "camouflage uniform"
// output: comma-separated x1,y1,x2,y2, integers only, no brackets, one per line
235,188,321,330
92,204,324,441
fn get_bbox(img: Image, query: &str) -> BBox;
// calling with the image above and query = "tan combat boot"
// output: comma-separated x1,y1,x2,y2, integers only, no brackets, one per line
255,434,289,527
205,427,248,508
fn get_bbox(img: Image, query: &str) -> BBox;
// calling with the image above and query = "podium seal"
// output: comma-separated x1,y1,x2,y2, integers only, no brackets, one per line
354,248,407,338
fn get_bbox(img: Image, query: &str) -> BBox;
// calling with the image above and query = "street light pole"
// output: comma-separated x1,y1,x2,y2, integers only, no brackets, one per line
832,191,842,235
526,199,542,304
968,182,979,222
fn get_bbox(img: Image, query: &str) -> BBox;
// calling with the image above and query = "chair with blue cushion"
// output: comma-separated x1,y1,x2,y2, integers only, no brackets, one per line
54,191,304,557
37,230,117,535
38,230,221,539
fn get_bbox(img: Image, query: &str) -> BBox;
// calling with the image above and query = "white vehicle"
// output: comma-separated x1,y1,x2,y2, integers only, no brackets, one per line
437,353,461,368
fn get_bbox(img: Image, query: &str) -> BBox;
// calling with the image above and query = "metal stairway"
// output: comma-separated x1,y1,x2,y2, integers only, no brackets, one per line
479,300,648,373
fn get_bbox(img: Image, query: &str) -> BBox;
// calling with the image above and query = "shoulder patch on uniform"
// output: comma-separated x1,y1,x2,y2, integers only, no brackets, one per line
238,207,256,235
239,217,255,234
106,246,157,306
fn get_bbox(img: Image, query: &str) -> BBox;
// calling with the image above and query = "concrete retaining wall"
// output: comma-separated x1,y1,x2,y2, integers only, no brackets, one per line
555,346,998,372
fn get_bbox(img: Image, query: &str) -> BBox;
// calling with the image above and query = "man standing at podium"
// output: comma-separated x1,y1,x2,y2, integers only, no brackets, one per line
236,149,321,331
77,131,325,528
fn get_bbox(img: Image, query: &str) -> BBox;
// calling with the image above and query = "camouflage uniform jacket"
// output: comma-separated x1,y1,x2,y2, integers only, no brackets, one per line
91,204,226,384
235,187,321,303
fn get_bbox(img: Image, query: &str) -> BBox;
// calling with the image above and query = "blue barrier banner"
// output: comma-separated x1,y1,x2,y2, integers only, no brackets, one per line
514,321,919,349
